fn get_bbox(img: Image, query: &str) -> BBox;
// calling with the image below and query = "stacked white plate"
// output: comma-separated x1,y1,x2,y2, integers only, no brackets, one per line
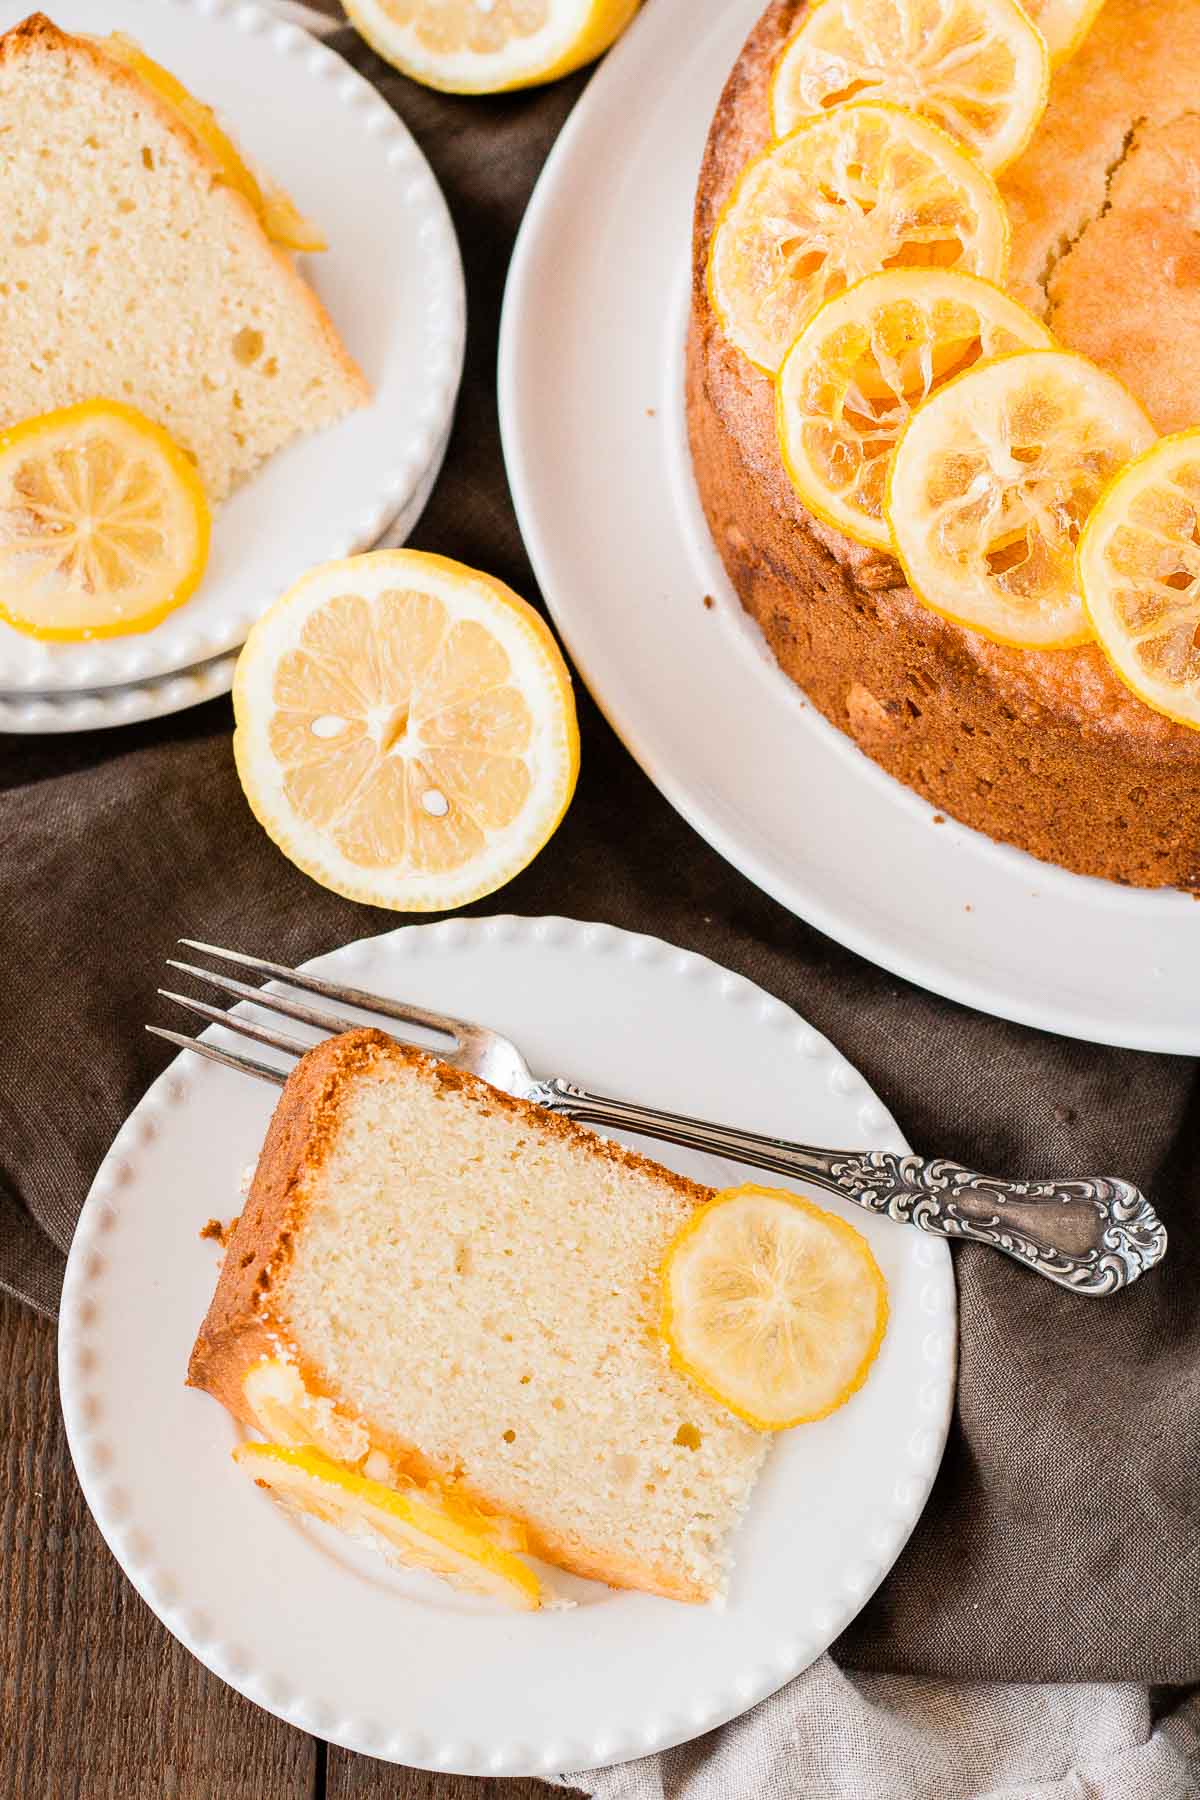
0,0,465,734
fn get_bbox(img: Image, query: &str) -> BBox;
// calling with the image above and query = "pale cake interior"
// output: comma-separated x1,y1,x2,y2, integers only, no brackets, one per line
0,18,367,500
274,1056,767,1601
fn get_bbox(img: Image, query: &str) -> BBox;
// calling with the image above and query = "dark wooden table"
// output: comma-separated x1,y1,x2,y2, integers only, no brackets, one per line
1,1290,583,1797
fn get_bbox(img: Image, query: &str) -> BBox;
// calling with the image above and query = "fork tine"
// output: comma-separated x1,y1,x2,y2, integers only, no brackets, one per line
158,989,314,1062
177,939,463,1042
166,959,358,1039
146,1025,287,1087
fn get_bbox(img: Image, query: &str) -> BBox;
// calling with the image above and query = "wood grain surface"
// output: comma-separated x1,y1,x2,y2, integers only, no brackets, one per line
0,1291,576,1799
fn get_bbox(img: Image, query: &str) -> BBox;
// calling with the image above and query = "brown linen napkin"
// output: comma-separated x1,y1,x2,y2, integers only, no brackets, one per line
2,17,1198,1690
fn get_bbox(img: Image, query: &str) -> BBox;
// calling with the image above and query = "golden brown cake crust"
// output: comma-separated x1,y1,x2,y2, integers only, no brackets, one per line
189,1029,721,1603
686,0,1200,891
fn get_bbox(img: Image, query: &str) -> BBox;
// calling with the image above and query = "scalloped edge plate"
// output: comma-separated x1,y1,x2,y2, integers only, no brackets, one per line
498,0,1200,1055
0,0,464,694
58,915,954,1776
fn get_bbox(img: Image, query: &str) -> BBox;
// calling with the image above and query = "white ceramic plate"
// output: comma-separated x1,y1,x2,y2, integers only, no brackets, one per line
59,916,955,1777
498,0,1200,1056
0,420,450,733
0,0,464,695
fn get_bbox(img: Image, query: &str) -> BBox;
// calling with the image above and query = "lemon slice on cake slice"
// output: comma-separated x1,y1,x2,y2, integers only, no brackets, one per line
709,102,1010,374
90,33,327,251
770,0,1050,173
1078,430,1200,730
0,400,210,642
660,1185,888,1431
341,0,640,94
886,349,1155,647
235,1443,541,1609
777,270,1055,549
233,549,579,910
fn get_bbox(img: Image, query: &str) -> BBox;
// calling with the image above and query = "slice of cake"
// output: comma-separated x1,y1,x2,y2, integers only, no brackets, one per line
189,1029,768,1603
0,14,368,500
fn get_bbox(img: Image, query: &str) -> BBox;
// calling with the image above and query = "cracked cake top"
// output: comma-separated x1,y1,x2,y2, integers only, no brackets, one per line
1001,0,1200,432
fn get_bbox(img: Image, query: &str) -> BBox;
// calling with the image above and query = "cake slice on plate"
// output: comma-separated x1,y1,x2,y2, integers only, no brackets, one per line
0,13,367,500
189,1029,768,1603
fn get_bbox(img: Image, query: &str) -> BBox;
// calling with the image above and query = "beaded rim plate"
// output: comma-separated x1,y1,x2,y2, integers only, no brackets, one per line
58,916,955,1777
499,0,1200,1055
0,0,465,694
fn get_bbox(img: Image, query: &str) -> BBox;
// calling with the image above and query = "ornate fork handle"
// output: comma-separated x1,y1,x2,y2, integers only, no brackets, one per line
537,1079,1167,1295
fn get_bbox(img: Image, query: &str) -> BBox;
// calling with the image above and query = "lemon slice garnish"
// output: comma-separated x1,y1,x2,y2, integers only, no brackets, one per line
1077,429,1200,730
232,549,579,911
341,0,639,95
1019,0,1107,64
771,0,1050,173
92,33,328,252
234,1442,541,1608
0,400,210,642
660,1185,888,1432
886,348,1155,647
241,1359,528,1552
709,102,1010,375
777,269,1054,550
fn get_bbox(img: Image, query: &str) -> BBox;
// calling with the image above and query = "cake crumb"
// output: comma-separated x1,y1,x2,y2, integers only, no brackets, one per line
702,594,715,610
646,407,656,417
932,814,945,825
200,1215,239,1248
964,904,973,913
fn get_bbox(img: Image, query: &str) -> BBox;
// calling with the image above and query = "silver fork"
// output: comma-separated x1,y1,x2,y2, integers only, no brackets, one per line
148,939,1167,1297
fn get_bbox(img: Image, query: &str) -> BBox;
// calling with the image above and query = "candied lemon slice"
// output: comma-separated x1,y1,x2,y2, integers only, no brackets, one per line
341,0,639,94
709,102,1009,374
243,1359,371,1465
241,1359,528,1551
771,0,1049,173
1077,431,1200,730
234,1442,541,1608
887,349,1154,647
1018,0,1106,64
91,33,328,251
233,549,579,910
660,1185,888,1431
777,270,1053,549
0,400,210,642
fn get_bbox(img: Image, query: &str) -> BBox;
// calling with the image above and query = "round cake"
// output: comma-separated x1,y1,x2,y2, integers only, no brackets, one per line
686,0,1200,890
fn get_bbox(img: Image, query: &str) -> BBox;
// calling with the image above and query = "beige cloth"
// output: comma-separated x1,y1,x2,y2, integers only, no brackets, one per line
560,1658,1200,1798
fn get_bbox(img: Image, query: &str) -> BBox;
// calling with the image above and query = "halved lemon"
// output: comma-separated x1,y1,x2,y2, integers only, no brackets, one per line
90,33,327,252
777,269,1054,549
709,102,1010,374
233,549,579,910
234,1442,541,1608
886,349,1155,647
770,0,1049,173
1078,430,1200,730
1018,0,1106,64
342,0,640,94
0,400,210,642
660,1185,888,1431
